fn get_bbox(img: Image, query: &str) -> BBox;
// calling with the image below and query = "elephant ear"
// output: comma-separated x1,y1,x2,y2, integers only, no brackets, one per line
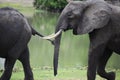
76,2,111,34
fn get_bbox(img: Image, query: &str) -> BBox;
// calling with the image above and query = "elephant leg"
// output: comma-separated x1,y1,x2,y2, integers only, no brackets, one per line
18,47,34,80
97,48,115,80
0,58,16,80
87,45,106,80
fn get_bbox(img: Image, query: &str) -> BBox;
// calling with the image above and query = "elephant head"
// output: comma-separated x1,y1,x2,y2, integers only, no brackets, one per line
52,0,112,76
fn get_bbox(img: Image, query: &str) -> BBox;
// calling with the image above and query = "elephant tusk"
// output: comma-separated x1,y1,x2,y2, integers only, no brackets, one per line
41,29,63,39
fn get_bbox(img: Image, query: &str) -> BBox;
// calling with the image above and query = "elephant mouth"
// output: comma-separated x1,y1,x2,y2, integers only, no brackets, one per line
73,25,78,35
63,25,73,31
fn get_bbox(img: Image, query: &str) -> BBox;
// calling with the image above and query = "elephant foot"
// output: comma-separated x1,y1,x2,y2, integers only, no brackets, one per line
24,78,34,80
24,77,34,80
0,77,10,80
0,75,11,80
107,72,115,80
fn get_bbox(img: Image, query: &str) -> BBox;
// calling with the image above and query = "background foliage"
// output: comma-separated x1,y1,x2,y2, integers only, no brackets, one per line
33,0,120,12
33,0,82,12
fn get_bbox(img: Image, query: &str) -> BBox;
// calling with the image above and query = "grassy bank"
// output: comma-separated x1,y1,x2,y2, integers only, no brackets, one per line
0,2,36,16
0,68,119,80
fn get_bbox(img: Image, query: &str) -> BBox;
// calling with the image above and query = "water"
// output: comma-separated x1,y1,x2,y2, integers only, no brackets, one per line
1,11,120,69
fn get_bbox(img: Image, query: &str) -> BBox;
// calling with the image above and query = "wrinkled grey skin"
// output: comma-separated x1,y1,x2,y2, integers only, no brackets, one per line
54,0,120,80
0,7,53,80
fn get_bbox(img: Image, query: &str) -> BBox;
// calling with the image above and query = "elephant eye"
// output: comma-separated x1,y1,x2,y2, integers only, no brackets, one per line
67,12,74,19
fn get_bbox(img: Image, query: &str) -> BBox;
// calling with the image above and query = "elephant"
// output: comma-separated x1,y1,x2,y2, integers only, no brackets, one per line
0,7,53,80
49,0,120,80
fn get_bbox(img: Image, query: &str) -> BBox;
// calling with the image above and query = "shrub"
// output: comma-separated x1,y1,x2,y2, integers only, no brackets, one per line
34,0,83,12
34,0,68,12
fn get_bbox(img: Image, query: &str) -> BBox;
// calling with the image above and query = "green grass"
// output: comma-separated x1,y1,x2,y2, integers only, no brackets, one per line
0,2,36,16
0,68,120,80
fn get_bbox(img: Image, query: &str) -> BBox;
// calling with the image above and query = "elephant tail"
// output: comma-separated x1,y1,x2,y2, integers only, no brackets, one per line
31,27,54,45
31,27,44,37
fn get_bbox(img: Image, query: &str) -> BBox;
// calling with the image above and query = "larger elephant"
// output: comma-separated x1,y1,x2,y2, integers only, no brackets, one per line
0,7,53,80
51,0,120,80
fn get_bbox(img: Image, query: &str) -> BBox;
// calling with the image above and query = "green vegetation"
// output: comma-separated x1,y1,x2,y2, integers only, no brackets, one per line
0,68,120,80
0,2,35,16
34,0,67,12
33,0,83,12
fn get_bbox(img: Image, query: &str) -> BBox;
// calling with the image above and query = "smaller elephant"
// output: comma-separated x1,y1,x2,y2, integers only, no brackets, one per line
45,0,120,80
0,7,53,80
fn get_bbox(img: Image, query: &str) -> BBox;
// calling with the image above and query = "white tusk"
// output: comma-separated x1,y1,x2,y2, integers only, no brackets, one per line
41,29,62,39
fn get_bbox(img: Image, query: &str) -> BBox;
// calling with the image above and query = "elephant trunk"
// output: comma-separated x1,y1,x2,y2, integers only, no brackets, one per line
53,13,67,76
53,27,62,76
